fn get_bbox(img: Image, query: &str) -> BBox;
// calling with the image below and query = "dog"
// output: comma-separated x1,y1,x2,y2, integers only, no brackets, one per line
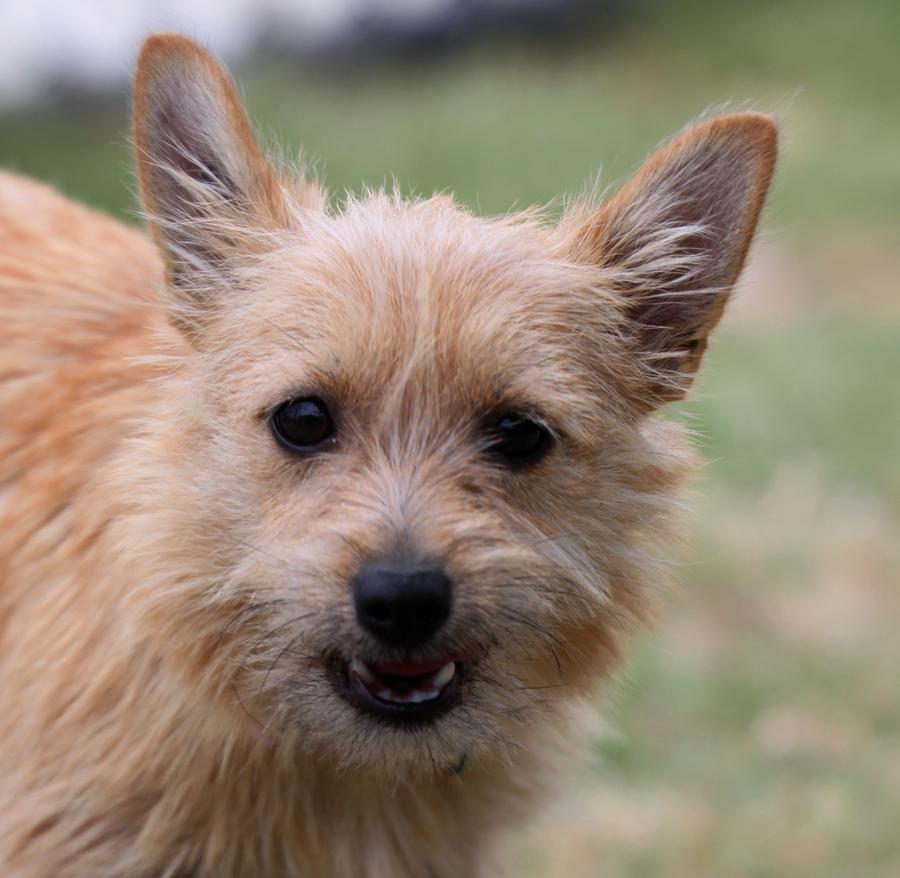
0,33,776,878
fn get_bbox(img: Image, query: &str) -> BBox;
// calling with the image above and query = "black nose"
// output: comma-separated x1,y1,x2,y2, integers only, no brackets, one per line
352,560,453,648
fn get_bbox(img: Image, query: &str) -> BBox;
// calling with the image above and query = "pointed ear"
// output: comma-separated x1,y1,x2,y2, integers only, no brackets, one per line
133,34,293,334
568,113,777,409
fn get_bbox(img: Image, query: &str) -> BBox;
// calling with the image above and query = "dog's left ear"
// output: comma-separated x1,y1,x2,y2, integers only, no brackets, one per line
568,113,777,410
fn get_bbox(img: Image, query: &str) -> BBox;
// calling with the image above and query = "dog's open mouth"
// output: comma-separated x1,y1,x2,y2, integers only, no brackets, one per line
343,656,461,722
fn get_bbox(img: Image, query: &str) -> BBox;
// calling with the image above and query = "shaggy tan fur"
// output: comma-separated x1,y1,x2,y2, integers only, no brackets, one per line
0,34,777,878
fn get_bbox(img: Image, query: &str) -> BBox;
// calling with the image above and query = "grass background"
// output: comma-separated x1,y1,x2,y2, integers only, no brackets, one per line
2,1,898,874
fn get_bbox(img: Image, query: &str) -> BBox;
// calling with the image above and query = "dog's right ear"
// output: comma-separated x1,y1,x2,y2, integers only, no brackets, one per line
133,34,309,337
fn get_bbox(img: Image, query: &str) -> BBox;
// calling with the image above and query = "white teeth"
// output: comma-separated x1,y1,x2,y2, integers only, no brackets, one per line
349,657,377,686
432,661,456,690
348,658,457,706
387,687,433,704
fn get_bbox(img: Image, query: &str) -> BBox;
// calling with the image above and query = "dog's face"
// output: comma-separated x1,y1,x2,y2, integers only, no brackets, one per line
175,203,673,774
132,36,775,776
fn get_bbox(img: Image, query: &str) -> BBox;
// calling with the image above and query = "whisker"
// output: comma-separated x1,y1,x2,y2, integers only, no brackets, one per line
245,611,321,656
259,631,308,697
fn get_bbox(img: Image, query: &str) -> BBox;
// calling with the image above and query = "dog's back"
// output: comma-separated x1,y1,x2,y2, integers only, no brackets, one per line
0,172,167,688
0,175,167,504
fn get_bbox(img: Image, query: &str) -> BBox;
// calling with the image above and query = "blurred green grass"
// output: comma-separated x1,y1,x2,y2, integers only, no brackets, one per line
2,0,899,233
690,318,900,503
2,1,898,876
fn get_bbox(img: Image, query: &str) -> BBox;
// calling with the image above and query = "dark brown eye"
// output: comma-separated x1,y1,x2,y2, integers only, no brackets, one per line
488,413,552,466
270,397,335,452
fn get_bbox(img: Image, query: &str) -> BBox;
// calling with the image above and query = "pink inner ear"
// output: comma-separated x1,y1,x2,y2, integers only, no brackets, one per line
162,129,236,194
140,71,245,212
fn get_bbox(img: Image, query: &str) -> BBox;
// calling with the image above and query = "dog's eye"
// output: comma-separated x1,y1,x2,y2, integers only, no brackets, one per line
488,413,552,466
270,397,335,452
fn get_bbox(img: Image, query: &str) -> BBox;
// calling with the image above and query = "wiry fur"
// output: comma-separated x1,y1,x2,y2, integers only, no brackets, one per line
0,34,776,878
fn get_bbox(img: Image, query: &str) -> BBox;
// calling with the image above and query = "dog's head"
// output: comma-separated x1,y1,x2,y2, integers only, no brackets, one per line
131,35,775,776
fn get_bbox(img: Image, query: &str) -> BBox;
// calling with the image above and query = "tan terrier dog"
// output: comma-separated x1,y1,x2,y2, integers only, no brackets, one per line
0,34,776,878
